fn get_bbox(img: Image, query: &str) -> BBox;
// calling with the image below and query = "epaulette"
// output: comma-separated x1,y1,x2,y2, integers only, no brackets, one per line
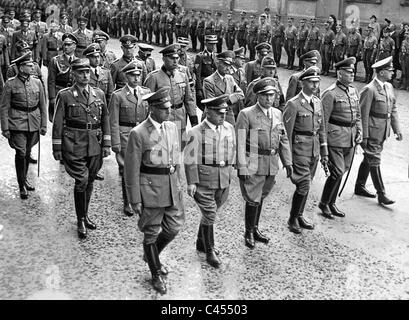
325,83,337,92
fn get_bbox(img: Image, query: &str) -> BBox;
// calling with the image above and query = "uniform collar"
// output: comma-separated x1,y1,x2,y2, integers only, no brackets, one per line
149,115,162,133
301,91,313,104
204,119,219,132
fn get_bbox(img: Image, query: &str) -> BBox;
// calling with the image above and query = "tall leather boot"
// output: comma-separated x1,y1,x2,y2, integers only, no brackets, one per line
354,160,376,198
122,177,133,216
201,224,221,268
318,176,337,219
244,202,257,249
74,190,87,239
288,192,303,233
196,224,220,255
298,193,314,229
253,200,270,243
84,183,97,229
24,154,35,191
328,177,345,217
143,243,167,294
15,155,28,199
370,166,395,205
155,232,175,276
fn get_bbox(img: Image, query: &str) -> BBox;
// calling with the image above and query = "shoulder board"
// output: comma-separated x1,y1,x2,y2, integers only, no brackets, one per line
113,88,122,94
150,69,160,75
139,86,150,91
325,83,337,92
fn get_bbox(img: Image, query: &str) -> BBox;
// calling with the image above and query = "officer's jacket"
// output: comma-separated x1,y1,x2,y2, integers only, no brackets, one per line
52,85,111,160
124,118,181,208
360,79,401,144
297,26,309,42
247,21,258,42
11,30,38,61
322,29,335,44
193,49,217,92
58,24,73,34
245,76,285,111
321,81,362,148
203,71,244,124
41,33,61,66
48,53,76,99
29,20,47,40
225,19,236,37
100,50,117,69
236,103,292,176
306,26,321,41
232,65,247,94
257,23,271,43
334,32,347,47
364,35,377,50
0,75,47,132
138,55,156,74
89,66,114,104
271,22,285,39
244,59,262,86
108,85,150,150
73,28,93,56
0,34,9,67
283,92,328,158
379,36,395,53
110,56,147,89
144,66,196,129
347,32,362,47
184,120,235,189
284,25,297,40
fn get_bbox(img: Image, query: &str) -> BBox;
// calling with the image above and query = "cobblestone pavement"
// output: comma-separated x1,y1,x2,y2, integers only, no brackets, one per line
1,40,409,300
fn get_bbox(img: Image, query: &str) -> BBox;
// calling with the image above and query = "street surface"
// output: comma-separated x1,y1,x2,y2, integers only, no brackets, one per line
1,39,409,300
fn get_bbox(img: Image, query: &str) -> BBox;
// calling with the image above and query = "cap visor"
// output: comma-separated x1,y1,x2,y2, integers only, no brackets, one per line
155,101,172,109
304,77,320,81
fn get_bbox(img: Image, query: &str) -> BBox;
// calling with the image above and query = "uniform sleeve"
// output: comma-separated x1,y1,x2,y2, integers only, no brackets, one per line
286,75,298,102
183,128,200,185
0,81,11,132
283,100,297,153
52,91,65,152
390,89,401,135
41,35,48,67
235,110,250,175
106,71,114,105
321,90,334,135
359,86,373,140
318,100,328,157
278,112,293,167
228,77,244,105
143,72,157,92
244,84,256,109
38,80,47,128
110,62,118,89
202,77,215,98
108,92,120,149
101,93,111,148
47,58,57,99
183,72,196,116
124,129,142,204
194,54,202,92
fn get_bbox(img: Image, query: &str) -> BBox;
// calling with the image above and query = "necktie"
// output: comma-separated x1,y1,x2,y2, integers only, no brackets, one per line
69,56,72,63
134,89,138,100
83,89,89,101
310,100,314,109
267,108,271,119
95,68,99,78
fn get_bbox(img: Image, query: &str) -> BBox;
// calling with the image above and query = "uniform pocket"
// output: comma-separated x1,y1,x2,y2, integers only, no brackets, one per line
62,129,75,154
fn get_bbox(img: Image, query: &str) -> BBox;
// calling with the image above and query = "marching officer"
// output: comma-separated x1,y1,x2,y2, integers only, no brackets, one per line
247,14,258,61
48,33,78,121
144,43,198,149
304,18,321,53
346,25,362,77
124,86,184,295
244,42,271,85
0,52,47,199
256,13,271,48
284,17,297,69
194,34,218,111
354,57,403,205
377,27,395,61
137,43,156,74
271,14,285,67
321,20,335,76
237,11,248,55
110,35,147,90
93,30,117,69
203,50,245,125
41,22,61,68
399,30,409,91
363,25,378,84
11,14,39,63
214,12,224,54
224,11,236,51
283,66,328,234
52,58,111,239
184,95,236,268
318,57,362,219
73,16,93,58
58,11,73,34
286,50,320,101
189,9,199,52
296,18,309,70
109,62,150,216
236,77,293,248
333,24,347,69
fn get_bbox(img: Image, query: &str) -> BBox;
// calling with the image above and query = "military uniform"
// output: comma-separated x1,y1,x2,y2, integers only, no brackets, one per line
333,30,347,66
319,58,362,219
296,22,309,69
304,24,321,53
321,27,335,75
159,10,167,46
124,87,184,295
236,78,292,248
225,16,236,51
0,33,9,78
189,13,199,51
41,31,61,68
237,15,248,54
73,21,93,58
184,95,236,268
180,14,190,39
59,23,73,34
166,12,175,45
247,18,258,61
174,12,183,40
0,19,14,62
0,52,47,200
139,7,147,42
93,30,117,69
121,8,130,36
153,9,161,45
232,47,247,99
377,33,395,61
132,7,140,40
214,15,224,54
363,28,378,83
271,19,285,65
284,22,297,69
256,20,271,47
245,76,285,112
178,39,196,101
283,67,328,233
111,57,147,89
197,16,205,51
29,15,47,67
146,7,154,44
11,23,39,62
400,34,409,90
346,30,362,75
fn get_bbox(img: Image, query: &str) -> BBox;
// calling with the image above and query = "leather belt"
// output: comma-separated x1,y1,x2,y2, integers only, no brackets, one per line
119,121,137,127
11,105,38,112
65,121,101,130
140,164,176,175
294,130,317,136
201,159,230,167
370,111,390,119
246,143,278,155
172,103,183,109
48,48,59,51
329,118,356,127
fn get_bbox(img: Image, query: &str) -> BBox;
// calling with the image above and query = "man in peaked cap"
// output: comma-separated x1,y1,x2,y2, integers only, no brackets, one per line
257,13,271,53
377,27,395,62
93,29,116,69
194,34,218,110
59,10,73,34
137,43,156,74
271,13,285,67
236,77,293,248
10,14,39,62
109,61,150,216
362,25,378,83
244,42,272,85
110,34,147,90
232,47,247,100
224,10,237,51
52,58,111,239
283,66,328,234
399,30,409,91
73,15,93,58
177,37,196,98
0,51,47,200
0,14,14,64
124,86,184,295
237,10,248,56
47,32,78,122
29,8,47,67
286,50,320,102
319,57,362,219
144,43,198,149
184,94,235,268
41,22,61,69
203,50,245,125
354,56,403,205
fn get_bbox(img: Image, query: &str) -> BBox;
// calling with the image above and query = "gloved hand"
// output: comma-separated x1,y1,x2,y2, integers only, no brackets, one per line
53,151,63,161
102,147,111,158
112,145,121,154
2,130,10,139
48,99,55,123
131,203,142,216
40,127,47,136
285,165,293,178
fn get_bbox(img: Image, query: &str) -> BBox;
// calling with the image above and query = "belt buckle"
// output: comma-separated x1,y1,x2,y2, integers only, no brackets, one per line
219,160,225,167
86,122,92,130
270,149,276,156
388,113,391,119
169,165,175,174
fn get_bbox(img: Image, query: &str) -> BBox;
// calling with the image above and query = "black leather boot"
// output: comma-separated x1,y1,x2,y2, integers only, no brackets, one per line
15,155,28,199
244,202,257,249
74,190,87,239
370,166,395,205
155,232,175,276
143,243,167,294
319,176,336,219
355,160,376,198
122,177,133,216
254,200,270,243
29,154,37,164
288,192,303,234
84,183,97,230
329,178,345,217
298,194,314,229
196,224,220,255
201,224,221,268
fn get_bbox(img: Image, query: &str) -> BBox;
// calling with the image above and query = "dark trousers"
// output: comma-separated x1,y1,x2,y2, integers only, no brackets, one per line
363,49,375,81
284,38,295,67
216,38,223,53
63,154,103,192
322,44,333,73
190,32,197,51
166,28,173,45
161,28,167,46
297,40,306,68
272,37,283,65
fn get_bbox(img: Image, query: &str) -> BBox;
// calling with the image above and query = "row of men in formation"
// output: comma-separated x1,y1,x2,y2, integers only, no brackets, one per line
0,27,403,294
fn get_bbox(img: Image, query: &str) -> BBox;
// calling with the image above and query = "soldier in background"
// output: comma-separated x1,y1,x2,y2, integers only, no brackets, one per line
41,22,60,68
377,27,395,61
177,37,195,91
180,8,190,39
257,13,271,48
174,6,183,41
137,43,156,74
189,9,199,52
232,47,247,116
132,3,140,41
304,18,321,54
244,42,271,85
11,14,39,63
197,11,205,51
214,11,224,54
237,11,248,56
93,30,117,69
284,17,297,69
165,6,175,45
58,11,73,34
333,24,347,70
321,20,335,76
139,3,147,43
0,21,10,80
363,25,378,83
159,6,167,47
224,11,236,51
247,14,258,61
346,25,362,77
146,3,154,44
90,2,97,30
399,30,409,91
29,8,47,67
204,10,215,37
271,14,285,67
152,5,161,46
7,8,20,30
0,14,14,67
296,18,309,70
73,16,93,58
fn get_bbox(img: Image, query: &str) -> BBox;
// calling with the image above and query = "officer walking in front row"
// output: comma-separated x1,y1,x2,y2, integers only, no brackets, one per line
52,58,111,239
318,57,362,219
236,78,293,248
109,62,151,216
354,56,403,205
124,87,184,295
184,95,236,268
0,52,47,199
283,66,328,234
